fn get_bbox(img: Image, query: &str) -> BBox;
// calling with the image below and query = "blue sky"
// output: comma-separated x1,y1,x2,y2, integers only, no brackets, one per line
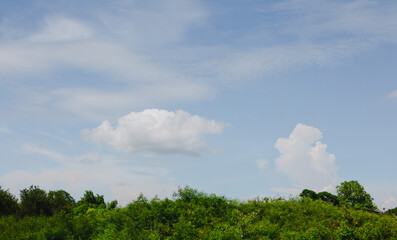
1,0,397,208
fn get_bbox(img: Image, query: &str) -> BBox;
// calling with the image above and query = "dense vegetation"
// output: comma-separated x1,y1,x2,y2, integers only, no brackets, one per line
1,181,397,239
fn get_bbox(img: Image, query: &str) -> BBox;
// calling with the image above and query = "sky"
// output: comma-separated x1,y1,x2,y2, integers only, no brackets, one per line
1,0,397,209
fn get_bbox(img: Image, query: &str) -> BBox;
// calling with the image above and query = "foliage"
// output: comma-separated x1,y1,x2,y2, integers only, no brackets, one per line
48,190,76,214
336,180,377,210
0,185,396,239
299,189,339,206
318,191,339,206
386,207,397,217
77,190,105,208
20,185,52,216
0,186,18,216
300,189,319,200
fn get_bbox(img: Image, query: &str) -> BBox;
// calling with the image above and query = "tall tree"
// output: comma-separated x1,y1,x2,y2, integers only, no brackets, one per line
48,190,75,213
0,186,19,216
336,180,376,210
20,185,51,216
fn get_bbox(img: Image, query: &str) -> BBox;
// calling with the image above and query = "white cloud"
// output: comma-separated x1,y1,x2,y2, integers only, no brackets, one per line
274,124,340,191
83,109,225,155
255,158,269,169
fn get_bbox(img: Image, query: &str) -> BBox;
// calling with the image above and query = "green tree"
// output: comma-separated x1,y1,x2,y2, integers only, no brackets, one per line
299,189,319,200
77,190,105,208
20,185,51,216
336,180,376,210
385,207,397,216
317,191,339,206
48,189,75,213
0,186,19,216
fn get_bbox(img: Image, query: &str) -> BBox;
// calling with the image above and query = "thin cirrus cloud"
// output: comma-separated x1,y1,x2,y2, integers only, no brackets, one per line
0,125,9,133
274,124,340,192
83,109,225,155
0,0,209,122
46,82,213,121
29,17,93,42
212,0,397,81
2,0,397,122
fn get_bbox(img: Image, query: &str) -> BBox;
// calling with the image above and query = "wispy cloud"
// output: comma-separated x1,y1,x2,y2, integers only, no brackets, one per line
386,90,397,99
2,0,397,121
0,125,9,133
4,145,175,205
0,0,209,121
24,144,69,163
255,158,269,169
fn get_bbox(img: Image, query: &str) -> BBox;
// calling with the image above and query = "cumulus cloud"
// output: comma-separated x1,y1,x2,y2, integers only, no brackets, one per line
83,109,225,155
274,124,340,191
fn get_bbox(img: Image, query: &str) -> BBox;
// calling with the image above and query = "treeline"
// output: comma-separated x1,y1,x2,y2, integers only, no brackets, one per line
0,185,117,217
0,181,397,239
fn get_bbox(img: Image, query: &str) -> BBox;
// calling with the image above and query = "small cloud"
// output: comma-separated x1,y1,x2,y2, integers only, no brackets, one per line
274,124,340,191
83,109,225,155
255,158,269,169
386,90,397,98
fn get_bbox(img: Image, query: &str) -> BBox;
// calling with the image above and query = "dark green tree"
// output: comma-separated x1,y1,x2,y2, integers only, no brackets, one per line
77,190,105,208
386,207,397,216
20,185,51,216
317,191,339,206
336,180,376,210
299,189,318,200
107,200,118,209
48,190,75,213
0,186,19,216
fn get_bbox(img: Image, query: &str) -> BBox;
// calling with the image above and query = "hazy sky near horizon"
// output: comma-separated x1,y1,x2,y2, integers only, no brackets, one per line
1,0,397,208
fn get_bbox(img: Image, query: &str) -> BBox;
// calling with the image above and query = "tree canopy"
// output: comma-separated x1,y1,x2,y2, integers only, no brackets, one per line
0,186,18,217
336,180,377,210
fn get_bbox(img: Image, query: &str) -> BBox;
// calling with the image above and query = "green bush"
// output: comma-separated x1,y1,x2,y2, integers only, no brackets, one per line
0,185,397,239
